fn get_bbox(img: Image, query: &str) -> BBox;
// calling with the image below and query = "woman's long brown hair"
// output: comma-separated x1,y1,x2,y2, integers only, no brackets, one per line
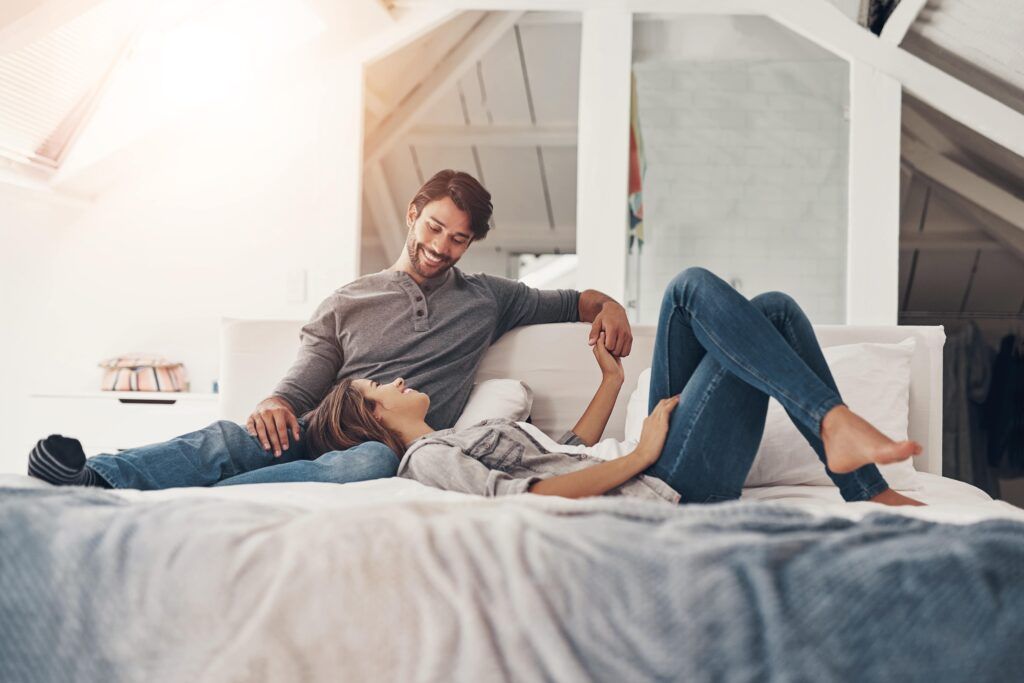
304,379,407,459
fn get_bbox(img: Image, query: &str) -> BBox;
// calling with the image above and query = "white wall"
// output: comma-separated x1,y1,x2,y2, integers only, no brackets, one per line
0,186,80,469
627,16,851,324
632,58,849,324
0,42,366,472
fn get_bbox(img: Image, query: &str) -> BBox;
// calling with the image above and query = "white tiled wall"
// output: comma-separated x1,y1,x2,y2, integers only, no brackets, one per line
632,60,849,324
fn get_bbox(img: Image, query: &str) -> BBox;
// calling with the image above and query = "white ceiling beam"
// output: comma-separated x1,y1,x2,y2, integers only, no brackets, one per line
958,202,1024,268
901,105,958,155
903,139,1024,262
374,0,397,16
517,11,581,24
474,238,577,253
364,86,390,119
391,0,1024,159
767,0,1024,160
365,161,407,259
392,1,765,11
899,171,931,234
899,167,913,215
0,164,92,207
353,6,457,64
406,124,576,147
879,0,927,45
363,11,523,167
899,232,1001,251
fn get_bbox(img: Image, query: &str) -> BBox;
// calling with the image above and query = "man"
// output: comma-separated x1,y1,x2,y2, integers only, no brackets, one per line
28,169,632,490
247,168,633,457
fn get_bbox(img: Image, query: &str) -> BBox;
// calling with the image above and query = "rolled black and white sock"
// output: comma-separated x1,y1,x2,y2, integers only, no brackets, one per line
28,435,110,488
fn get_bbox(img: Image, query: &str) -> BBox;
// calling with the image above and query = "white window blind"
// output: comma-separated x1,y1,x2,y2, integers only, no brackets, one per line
0,0,137,170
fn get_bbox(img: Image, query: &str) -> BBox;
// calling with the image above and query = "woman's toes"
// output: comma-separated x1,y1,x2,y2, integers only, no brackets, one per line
878,440,921,464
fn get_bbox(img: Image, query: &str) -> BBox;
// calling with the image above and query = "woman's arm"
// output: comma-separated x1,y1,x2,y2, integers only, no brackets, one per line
529,451,648,498
569,332,625,446
531,396,679,498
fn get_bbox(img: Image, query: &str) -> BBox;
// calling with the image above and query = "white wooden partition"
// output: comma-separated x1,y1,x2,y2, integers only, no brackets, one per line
575,9,632,304
847,61,901,324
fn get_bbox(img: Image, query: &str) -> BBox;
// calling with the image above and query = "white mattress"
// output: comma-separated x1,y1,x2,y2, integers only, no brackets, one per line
738,472,1024,525
5,472,1021,525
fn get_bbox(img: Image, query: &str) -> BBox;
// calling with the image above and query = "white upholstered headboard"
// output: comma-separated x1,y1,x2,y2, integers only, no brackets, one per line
219,320,945,476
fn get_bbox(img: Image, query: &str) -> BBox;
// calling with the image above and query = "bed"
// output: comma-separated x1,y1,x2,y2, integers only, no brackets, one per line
3,321,1023,682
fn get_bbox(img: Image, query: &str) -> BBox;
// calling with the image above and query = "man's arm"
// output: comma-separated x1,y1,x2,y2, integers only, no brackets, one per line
247,296,344,456
578,289,633,357
480,274,579,340
529,453,649,498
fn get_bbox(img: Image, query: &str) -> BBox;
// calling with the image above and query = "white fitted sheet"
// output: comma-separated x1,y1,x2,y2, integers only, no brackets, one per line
739,472,1024,524
4,471,1020,525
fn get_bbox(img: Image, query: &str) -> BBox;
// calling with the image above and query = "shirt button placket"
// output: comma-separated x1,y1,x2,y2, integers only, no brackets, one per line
411,288,428,331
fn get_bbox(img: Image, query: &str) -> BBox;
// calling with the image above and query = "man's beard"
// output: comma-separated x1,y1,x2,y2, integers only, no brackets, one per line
406,234,451,278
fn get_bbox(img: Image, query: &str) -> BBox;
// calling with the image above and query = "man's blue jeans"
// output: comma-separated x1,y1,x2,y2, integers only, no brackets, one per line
86,420,398,490
645,267,889,503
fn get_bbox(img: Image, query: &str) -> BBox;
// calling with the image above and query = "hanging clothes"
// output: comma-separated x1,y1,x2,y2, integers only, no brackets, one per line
986,333,1024,474
627,72,645,252
942,322,997,495
989,334,1024,472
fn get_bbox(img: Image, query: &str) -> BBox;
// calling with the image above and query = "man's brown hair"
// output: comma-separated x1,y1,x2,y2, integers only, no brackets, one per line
409,169,493,241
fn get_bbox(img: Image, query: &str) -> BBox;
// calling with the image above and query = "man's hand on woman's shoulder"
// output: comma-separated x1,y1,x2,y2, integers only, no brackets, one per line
247,395,301,457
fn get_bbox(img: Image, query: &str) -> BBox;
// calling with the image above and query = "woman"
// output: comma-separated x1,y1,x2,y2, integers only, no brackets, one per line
302,268,923,506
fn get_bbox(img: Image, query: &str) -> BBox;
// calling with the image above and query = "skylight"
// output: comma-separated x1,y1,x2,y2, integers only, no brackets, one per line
0,0,140,171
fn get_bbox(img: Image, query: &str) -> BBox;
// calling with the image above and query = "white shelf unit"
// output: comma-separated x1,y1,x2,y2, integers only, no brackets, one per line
28,391,222,456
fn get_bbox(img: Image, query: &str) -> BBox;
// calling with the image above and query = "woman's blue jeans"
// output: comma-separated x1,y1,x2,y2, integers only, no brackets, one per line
86,420,398,490
645,267,889,503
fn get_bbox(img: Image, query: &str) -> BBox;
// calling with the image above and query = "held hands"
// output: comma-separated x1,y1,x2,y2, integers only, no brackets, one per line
592,331,624,385
247,395,301,457
588,301,632,357
633,396,680,468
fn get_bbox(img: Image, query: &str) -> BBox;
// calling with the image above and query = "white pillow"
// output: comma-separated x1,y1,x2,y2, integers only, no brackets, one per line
623,338,919,491
624,367,652,446
454,379,534,429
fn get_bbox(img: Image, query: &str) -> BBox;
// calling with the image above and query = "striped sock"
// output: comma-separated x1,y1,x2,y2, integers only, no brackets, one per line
28,435,109,488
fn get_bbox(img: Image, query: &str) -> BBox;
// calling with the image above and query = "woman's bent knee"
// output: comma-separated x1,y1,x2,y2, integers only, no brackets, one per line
669,266,716,290
750,290,796,315
664,267,724,304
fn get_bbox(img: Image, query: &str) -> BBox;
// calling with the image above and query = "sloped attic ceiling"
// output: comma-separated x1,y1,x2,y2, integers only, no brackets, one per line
900,96,1024,316
1,0,393,195
364,4,1024,284
0,0,140,172
904,94,1024,199
361,11,580,273
902,0,1024,117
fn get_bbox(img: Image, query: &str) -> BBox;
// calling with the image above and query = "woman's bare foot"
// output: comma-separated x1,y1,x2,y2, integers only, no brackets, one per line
869,489,925,506
820,405,922,474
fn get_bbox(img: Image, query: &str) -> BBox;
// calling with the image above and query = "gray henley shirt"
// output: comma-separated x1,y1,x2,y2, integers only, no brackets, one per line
273,268,580,429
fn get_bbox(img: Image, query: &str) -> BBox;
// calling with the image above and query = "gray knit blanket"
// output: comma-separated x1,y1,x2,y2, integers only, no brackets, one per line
2,486,1022,683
